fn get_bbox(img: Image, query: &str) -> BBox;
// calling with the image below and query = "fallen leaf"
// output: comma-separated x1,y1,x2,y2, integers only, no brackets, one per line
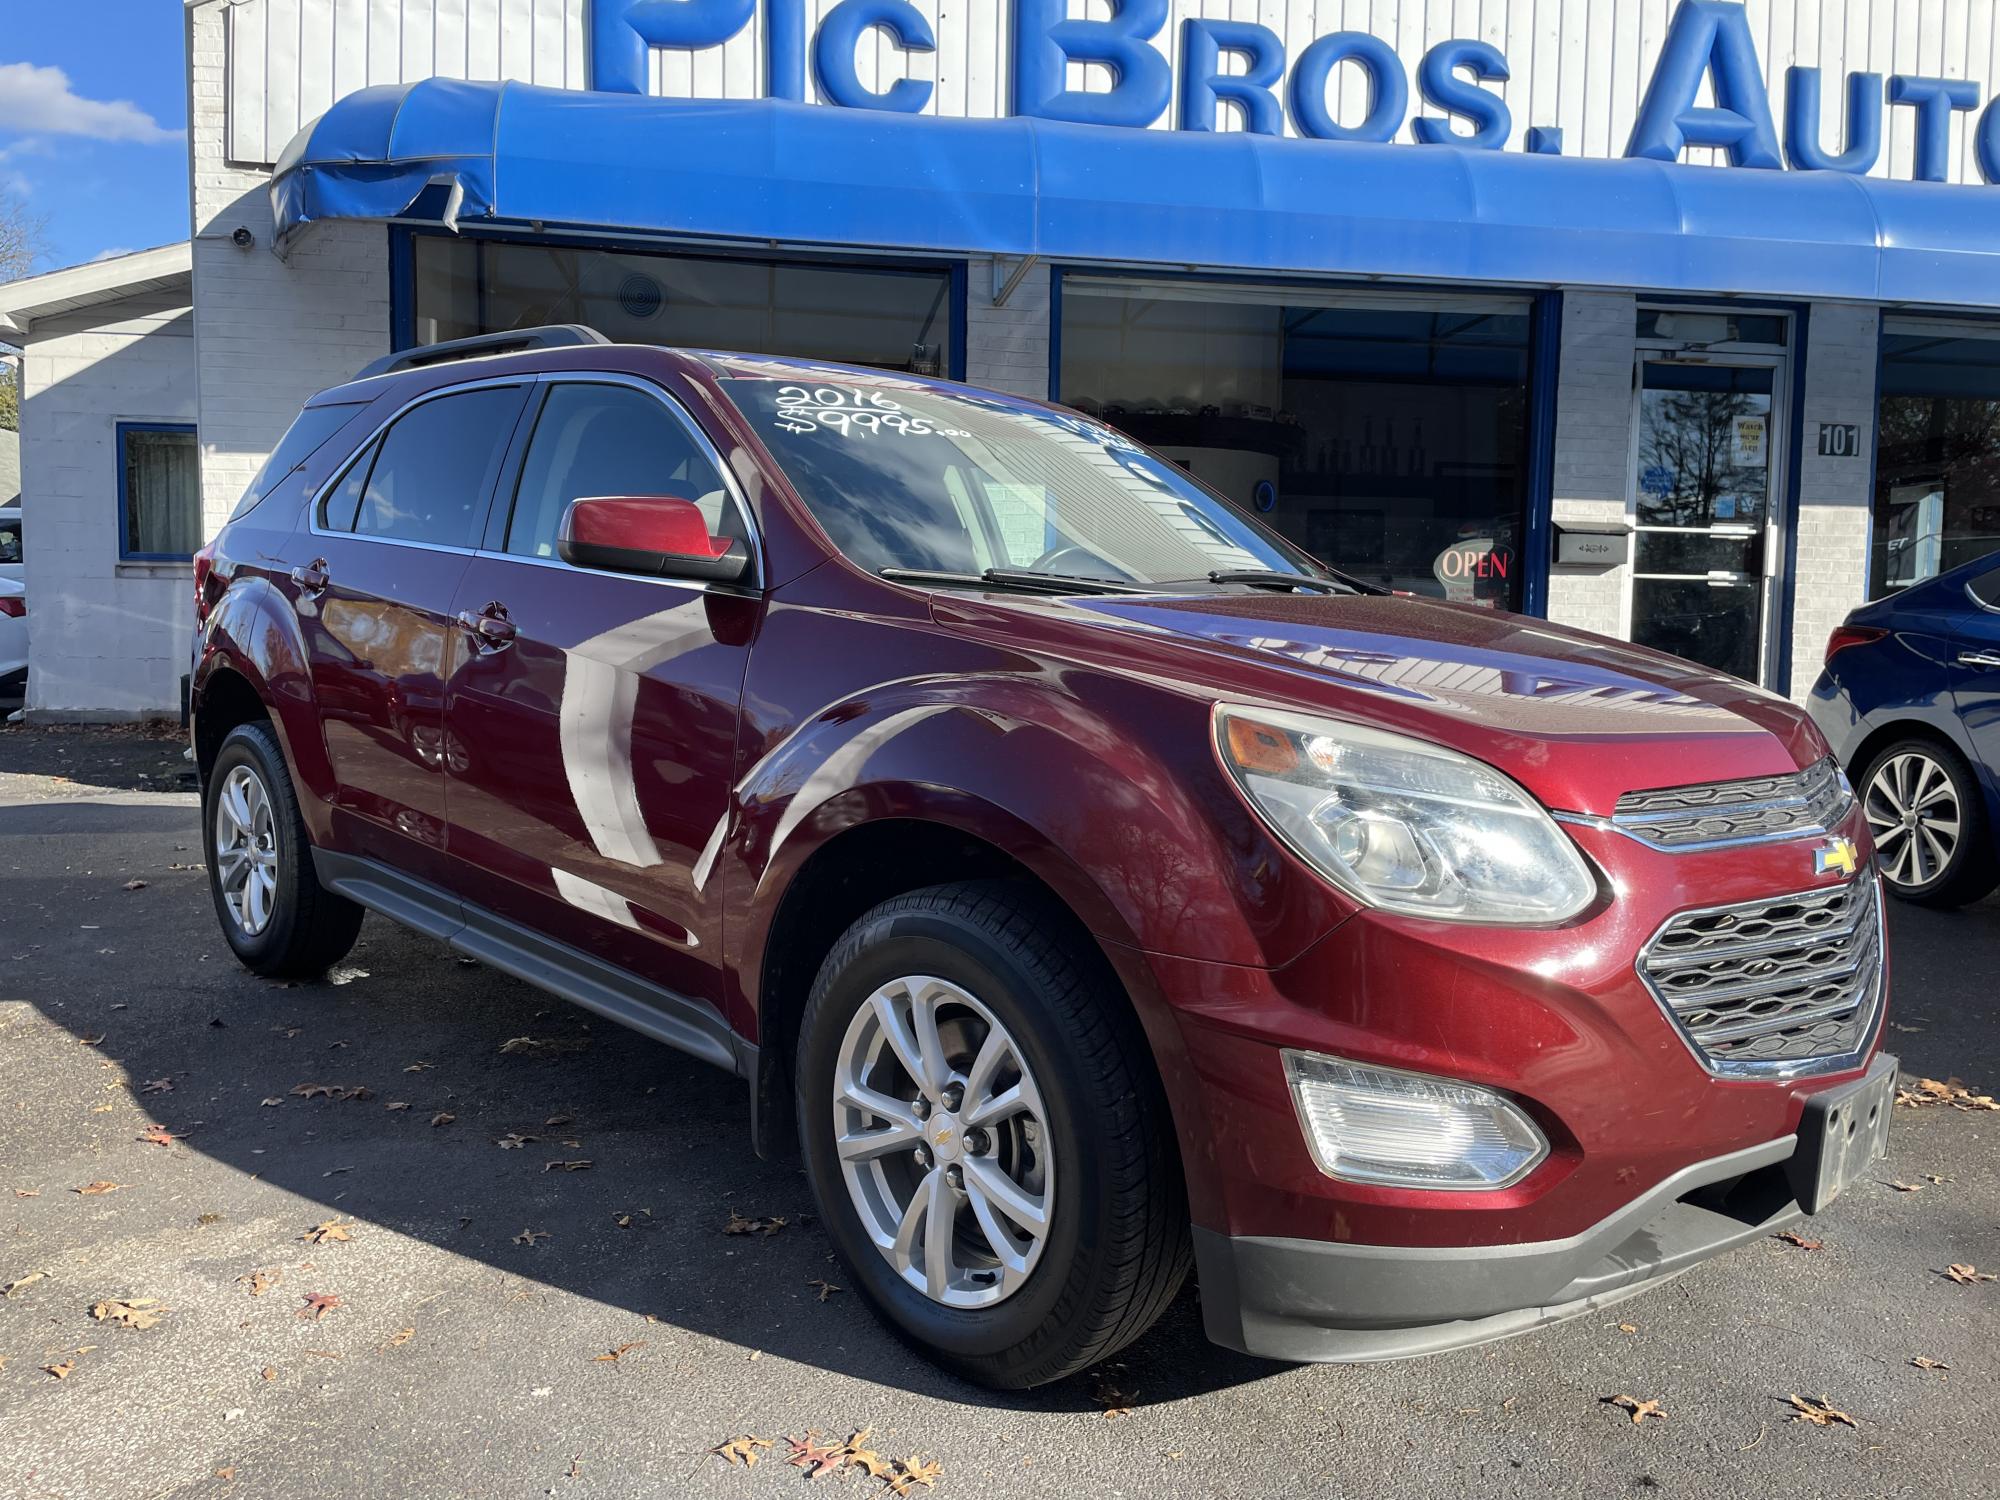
887,1454,943,1495
1616,1322,1639,1334
544,1114,574,1127
214,1466,236,1482
121,879,148,891
1888,1181,1925,1193
1786,1394,1858,1428
73,1180,127,1199
1604,1394,1666,1425
138,1125,184,1147
3,1272,48,1298
383,1327,415,1349
591,1340,646,1363
79,1034,104,1046
290,1083,372,1102
431,1112,456,1127
261,1098,283,1107
300,1220,354,1246
808,1278,842,1302
1093,1374,1135,1419
1910,1356,1950,1375
1897,1077,2000,1112
44,1360,76,1380
239,1270,279,1298
12,1188,39,1198
260,1367,277,1382
92,1298,166,1330
496,1133,537,1150
403,1061,433,1073
785,1433,847,1479
711,1436,772,1468
1774,1230,1823,1250
1924,1173,1953,1184
723,1210,786,1237
297,1292,342,1322
542,1159,592,1173
1943,1263,1997,1285
139,1077,174,1095
514,1228,551,1246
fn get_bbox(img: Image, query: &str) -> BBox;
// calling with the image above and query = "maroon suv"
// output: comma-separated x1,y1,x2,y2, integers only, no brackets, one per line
192,327,1895,1389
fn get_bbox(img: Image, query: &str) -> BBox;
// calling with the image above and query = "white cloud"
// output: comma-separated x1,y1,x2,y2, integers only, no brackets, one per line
89,246,136,262
0,63,180,145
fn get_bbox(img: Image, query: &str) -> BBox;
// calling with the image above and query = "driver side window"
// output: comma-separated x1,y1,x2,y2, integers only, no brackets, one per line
506,382,736,560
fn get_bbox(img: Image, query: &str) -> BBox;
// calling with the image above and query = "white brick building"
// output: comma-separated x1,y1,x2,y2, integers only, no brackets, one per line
12,0,2000,715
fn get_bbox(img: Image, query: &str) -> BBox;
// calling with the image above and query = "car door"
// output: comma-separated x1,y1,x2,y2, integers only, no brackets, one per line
441,375,761,1021
294,380,530,887
1949,559,2000,797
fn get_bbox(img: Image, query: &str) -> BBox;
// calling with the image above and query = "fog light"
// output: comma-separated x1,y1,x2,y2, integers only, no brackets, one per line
1282,1050,1548,1190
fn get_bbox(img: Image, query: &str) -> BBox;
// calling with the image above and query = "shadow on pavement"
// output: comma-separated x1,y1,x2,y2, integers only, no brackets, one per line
3,791,1288,1415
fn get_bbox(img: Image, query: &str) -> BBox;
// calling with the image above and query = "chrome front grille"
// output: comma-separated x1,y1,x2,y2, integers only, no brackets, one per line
1637,879,1884,1078
1612,757,1852,850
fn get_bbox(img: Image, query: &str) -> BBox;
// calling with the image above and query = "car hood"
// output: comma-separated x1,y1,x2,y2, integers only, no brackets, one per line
959,590,1827,817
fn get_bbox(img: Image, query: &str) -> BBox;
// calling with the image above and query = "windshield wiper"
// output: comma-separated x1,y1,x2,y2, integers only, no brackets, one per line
880,567,1157,597
1205,569,1365,595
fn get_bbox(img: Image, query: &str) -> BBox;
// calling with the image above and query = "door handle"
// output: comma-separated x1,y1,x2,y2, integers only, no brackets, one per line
290,558,330,595
455,605,517,653
1959,652,2000,669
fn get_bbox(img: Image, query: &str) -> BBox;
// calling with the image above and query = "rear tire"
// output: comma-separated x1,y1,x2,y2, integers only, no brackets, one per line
205,722,363,978
1859,737,1998,907
795,880,1189,1390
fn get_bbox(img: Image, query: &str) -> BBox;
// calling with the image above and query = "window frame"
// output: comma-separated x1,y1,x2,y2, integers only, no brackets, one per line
115,421,200,563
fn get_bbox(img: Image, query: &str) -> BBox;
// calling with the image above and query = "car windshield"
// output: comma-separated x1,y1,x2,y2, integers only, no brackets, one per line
720,374,1323,586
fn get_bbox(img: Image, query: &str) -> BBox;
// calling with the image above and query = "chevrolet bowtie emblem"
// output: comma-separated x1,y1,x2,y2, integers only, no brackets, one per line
1814,837,1861,878
934,1128,952,1146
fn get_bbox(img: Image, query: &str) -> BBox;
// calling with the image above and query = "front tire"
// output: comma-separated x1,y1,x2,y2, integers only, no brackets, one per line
1860,738,1998,907
205,722,364,978
795,881,1189,1389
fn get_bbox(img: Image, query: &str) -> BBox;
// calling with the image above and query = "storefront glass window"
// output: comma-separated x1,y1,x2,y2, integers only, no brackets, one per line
1057,279,1532,607
1874,322,2000,595
411,238,954,376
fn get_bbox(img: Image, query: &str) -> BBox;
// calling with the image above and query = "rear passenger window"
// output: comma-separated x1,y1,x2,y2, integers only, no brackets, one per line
505,383,736,559
322,385,524,547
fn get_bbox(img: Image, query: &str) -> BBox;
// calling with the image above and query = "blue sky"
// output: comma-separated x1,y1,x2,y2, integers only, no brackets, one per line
1,0,189,270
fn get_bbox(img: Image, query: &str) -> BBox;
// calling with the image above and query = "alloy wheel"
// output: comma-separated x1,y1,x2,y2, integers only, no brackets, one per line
1864,751,1961,889
831,975,1053,1308
214,764,280,936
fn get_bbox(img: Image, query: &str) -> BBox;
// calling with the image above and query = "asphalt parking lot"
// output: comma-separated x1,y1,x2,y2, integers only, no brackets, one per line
2,726,1996,1500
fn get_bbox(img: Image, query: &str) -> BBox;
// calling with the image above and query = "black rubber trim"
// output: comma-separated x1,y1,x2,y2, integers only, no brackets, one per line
312,849,750,1078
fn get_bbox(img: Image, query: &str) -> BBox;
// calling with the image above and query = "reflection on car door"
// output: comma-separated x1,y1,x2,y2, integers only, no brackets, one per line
442,378,759,1023
293,382,530,887
1951,562,2000,791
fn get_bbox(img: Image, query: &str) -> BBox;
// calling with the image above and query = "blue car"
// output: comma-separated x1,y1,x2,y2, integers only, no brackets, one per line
1808,550,2000,907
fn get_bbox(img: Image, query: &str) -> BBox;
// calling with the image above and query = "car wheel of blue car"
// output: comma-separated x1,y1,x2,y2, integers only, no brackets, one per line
1861,739,1999,908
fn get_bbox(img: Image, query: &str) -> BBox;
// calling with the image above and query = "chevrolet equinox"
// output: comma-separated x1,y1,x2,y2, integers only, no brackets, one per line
192,326,1895,1389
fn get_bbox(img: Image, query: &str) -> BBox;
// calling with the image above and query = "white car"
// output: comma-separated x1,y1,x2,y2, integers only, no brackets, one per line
0,504,20,583
0,575,24,698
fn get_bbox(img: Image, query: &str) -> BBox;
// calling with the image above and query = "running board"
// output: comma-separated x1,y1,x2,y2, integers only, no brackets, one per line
313,850,749,1078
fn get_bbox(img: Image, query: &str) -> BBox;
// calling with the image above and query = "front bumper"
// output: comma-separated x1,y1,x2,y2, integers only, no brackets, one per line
1194,1053,1897,1362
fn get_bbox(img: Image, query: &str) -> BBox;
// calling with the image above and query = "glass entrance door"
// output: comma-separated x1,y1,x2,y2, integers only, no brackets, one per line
1629,358,1784,683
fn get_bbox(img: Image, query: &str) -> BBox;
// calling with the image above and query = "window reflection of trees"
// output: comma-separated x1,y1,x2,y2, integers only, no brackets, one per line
1873,395,2000,591
1637,389,1766,530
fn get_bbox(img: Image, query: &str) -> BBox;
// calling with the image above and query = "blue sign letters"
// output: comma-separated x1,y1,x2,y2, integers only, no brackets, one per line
585,0,1996,185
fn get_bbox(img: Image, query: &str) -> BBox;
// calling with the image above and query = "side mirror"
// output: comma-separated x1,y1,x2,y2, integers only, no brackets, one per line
557,496,751,584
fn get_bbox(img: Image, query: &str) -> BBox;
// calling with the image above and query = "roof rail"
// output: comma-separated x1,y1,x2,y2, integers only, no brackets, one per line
353,324,610,382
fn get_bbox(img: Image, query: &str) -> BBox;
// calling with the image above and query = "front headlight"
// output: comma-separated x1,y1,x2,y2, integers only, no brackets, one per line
1215,704,1597,925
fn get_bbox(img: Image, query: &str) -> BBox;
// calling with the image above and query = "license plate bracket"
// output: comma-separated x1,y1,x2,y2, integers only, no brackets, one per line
1788,1053,1897,1215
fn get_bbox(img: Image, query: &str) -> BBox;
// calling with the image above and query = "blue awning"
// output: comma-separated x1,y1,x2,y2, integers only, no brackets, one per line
272,78,2000,308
